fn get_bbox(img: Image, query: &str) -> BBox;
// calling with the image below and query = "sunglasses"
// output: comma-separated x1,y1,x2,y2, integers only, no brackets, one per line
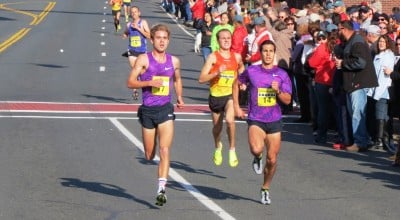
286,23,294,25
379,18,386,21
379,26,387,29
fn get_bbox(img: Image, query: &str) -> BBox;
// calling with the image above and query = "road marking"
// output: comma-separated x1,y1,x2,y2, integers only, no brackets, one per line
32,2,56,25
0,1,56,53
0,101,299,119
109,118,236,220
160,6,194,38
0,28,31,53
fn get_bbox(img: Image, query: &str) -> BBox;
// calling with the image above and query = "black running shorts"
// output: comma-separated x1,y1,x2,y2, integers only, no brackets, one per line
112,10,120,16
128,50,146,57
208,95,232,113
247,119,282,134
137,103,175,129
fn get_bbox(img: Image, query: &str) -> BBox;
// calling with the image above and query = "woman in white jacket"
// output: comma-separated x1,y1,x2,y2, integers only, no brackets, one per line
367,35,396,149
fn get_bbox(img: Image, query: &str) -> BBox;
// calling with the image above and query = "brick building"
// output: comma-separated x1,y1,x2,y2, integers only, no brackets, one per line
284,0,398,14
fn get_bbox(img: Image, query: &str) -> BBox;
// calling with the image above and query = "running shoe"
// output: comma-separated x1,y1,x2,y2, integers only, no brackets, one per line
252,155,263,175
117,24,121,31
229,149,238,167
125,17,129,22
213,142,223,166
260,188,271,205
155,190,167,206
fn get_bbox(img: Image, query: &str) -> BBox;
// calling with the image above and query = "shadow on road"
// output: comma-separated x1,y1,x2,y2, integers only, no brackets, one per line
31,63,68,68
310,149,400,190
168,181,259,204
59,178,159,209
81,94,131,104
136,157,225,179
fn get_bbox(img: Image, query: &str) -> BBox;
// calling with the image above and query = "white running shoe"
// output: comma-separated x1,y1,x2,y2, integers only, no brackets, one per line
260,188,271,205
252,155,263,175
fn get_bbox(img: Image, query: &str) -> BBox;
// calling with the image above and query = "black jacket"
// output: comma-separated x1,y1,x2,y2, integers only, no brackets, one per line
341,33,378,93
390,59,400,117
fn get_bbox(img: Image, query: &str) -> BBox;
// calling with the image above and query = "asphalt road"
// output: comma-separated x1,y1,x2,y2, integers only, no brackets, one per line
0,0,399,220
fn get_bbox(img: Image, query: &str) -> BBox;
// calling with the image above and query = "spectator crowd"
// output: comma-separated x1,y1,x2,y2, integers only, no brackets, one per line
162,0,400,166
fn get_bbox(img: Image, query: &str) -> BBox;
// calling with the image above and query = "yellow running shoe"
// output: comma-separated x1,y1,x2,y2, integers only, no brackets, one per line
125,17,129,22
117,24,121,31
229,149,238,167
213,142,223,166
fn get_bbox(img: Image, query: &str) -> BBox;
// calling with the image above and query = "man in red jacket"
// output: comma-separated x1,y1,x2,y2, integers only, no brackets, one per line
231,14,248,63
246,16,273,65
189,0,206,29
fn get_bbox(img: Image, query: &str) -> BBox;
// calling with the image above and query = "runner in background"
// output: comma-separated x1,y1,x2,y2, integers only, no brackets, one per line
198,29,244,168
122,6,150,100
109,0,123,32
122,0,131,22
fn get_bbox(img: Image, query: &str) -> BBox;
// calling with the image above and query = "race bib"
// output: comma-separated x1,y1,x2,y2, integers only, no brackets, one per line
152,76,169,96
257,88,276,107
217,70,235,87
130,36,141,47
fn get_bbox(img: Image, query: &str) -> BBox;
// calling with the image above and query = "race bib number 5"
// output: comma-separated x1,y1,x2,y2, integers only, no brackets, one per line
130,36,141,47
257,88,276,107
217,70,235,87
152,76,170,96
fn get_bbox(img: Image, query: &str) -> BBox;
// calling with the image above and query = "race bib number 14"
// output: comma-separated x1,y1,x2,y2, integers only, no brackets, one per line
257,88,276,107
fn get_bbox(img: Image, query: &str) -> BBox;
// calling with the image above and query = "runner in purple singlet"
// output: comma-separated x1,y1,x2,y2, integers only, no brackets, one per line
127,24,184,206
233,40,292,205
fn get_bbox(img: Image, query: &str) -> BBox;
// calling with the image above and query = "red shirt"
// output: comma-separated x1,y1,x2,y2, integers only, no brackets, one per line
191,0,206,20
308,43,336,86
231,25,248,63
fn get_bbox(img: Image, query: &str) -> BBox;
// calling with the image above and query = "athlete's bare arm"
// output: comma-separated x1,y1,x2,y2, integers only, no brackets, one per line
198,53,219,84
172,56,184,109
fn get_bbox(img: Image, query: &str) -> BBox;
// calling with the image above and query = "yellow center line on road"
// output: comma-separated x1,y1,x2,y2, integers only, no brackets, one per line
0,28,31,53
31,1,56,25
0,1,56,53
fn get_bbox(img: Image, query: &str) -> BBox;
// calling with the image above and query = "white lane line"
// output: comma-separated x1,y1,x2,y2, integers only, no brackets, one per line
109,118,236,220
160,6,194,38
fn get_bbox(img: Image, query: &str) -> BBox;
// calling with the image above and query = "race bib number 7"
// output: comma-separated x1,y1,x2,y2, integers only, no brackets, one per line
217,70,235,87
257,88,276,107
152,76,170,96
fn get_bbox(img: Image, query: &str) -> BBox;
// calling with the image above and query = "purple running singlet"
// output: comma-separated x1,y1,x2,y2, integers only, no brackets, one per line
239,65,292,123
141,52,175,107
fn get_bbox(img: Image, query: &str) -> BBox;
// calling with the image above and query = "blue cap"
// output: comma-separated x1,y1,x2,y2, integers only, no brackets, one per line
253,17,265,25
326,23,338,32
234,14,243,23
333,1,344,7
